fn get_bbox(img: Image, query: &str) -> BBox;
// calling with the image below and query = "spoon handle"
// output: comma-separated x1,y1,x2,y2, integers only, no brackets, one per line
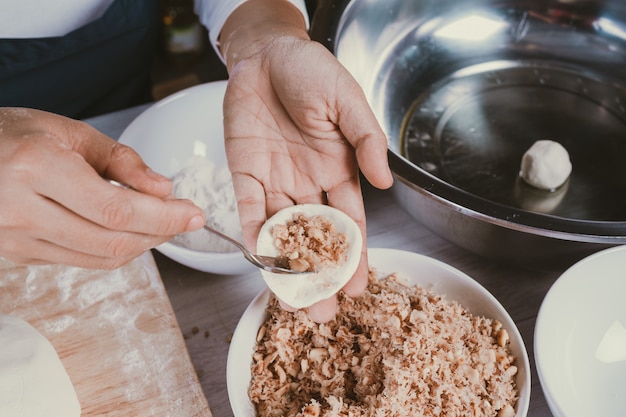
202,226,311,274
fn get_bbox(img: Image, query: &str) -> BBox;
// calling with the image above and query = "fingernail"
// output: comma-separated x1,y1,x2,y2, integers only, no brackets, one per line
186,214,205,231
146,168,169,182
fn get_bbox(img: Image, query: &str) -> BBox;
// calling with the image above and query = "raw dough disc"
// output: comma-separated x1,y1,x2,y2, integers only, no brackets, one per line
257,204,363,309
0,314,81,417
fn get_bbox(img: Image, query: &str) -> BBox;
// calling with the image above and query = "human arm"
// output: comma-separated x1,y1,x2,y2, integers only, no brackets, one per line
0,108,205,269
195,0,309,60
216,0,394,322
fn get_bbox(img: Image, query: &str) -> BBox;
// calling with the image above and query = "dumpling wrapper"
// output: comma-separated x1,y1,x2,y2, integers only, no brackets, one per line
257,204,363,309
0,314,81,417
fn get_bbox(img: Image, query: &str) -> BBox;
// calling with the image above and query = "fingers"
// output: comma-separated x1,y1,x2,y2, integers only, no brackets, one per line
231,170,329,254
52,174,205,235
34,142,205,236
271,180,368,324
66,121,175,198
8,108,176,199
3,236,138,270
29,191,179,258
333,68,394,190
1,169,199,268
231,173,268,253
279,296,338,324
307,296,338,324
0,182,168,269
0,113,205,268
104,143,175,199
354,136,394,190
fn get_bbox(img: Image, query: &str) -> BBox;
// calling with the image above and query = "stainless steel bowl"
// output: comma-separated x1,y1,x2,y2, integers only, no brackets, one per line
311,0,626,264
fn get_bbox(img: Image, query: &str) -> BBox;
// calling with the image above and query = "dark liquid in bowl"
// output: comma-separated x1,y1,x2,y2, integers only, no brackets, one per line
401,61,626,220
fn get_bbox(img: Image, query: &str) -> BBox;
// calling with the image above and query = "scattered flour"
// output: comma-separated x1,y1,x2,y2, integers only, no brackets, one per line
43,315,77,335
170,156,242,253
0,254,207,416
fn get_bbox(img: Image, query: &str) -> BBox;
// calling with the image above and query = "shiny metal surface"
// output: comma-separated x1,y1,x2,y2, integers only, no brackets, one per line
311,0,626,262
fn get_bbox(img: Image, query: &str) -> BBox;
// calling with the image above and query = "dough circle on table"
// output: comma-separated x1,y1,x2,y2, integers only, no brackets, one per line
519,140,572,190
0,314,81,417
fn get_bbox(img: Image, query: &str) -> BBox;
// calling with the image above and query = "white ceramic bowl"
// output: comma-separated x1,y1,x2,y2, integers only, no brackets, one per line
227,248,531,417
119,81,254,275
535,245,626,417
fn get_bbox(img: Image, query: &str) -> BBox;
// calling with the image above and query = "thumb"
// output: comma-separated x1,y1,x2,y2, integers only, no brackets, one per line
62,119,173,198
334,72,394,190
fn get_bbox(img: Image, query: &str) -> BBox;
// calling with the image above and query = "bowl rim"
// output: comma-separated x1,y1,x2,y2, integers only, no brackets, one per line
155,241,256,275
158,240,242,258
226,247,531,417
534,244,626,417
390,152,626,242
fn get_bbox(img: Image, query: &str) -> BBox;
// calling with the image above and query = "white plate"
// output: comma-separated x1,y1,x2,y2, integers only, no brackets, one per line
227,247,531,417
119,81,254,275
535,245,626,417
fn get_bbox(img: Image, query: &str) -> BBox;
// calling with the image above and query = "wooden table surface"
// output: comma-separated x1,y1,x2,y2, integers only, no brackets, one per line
84,103,569,417
0,252,212,417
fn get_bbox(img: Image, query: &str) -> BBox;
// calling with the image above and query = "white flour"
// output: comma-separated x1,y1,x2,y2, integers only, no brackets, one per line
0,254,207,416
170,155,242,253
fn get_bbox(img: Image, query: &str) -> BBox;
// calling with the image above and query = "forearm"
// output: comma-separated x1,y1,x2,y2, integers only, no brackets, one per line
219,0,309,72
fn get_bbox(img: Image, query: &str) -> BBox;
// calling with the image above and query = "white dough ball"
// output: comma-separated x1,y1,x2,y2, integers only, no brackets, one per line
519,140,572,190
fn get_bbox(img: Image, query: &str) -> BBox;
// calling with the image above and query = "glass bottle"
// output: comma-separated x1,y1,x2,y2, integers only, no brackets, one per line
161,0,203,67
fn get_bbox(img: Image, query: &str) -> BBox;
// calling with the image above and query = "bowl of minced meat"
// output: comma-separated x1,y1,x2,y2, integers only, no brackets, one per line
227,248,530,417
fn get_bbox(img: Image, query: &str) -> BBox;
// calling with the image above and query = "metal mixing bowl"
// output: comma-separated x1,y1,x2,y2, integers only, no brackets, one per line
311,0,626,264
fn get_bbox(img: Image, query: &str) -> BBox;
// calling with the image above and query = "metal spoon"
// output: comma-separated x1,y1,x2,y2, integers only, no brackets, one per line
106,180,307,274
202,225,312,275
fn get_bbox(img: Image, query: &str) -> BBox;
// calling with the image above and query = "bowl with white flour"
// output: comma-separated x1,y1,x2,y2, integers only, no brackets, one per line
119,81,254,275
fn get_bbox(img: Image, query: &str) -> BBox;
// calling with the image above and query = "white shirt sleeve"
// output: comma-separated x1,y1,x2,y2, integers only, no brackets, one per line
194,0,309,61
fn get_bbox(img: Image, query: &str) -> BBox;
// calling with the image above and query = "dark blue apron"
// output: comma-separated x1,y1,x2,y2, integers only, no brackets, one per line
0,0,159,119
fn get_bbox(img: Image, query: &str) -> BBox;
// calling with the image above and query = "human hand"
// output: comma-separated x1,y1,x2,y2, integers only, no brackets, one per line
220,0,393,322
0,108,205,269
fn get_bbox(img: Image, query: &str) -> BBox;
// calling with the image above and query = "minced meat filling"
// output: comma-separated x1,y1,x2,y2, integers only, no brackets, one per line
249,269,519,417
271,213,349,273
